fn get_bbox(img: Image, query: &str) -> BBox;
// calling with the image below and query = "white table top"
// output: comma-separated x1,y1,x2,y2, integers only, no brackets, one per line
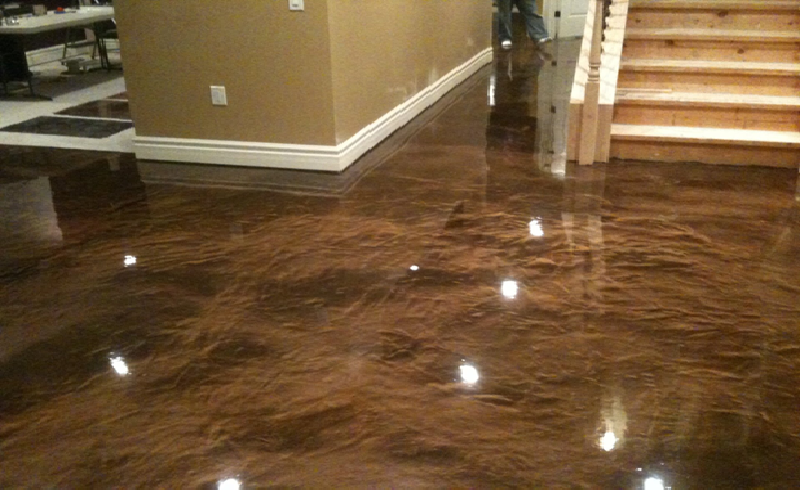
0,6,114,35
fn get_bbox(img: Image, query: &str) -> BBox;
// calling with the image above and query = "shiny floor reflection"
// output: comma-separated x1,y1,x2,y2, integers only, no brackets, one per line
1,39,800,488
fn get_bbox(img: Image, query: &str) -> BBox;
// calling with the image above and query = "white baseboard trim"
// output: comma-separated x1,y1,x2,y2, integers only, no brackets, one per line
134,47,493,172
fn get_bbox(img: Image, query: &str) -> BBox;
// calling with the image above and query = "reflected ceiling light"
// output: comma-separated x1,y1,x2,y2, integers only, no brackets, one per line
644,477,665,490
529,219,544,237
459,363,480,386
501,280,518,299
600,431,617,451
109,356,129,376
488,74,496,107
123,255,137,268
410,265,420,271
217,478,242,490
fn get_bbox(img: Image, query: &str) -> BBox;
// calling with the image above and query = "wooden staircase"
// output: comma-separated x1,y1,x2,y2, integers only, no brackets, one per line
608,0,800,167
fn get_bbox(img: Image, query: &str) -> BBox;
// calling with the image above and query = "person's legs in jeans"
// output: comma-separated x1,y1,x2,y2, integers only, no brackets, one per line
497,0,513,43
517,0,550,41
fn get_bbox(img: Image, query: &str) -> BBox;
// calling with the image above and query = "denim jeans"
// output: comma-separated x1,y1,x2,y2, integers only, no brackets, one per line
498,0,549,42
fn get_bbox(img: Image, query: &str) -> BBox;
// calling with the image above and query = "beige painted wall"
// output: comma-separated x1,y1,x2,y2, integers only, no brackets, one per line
115,0,337,145
116,1,491,148
326,0,492,144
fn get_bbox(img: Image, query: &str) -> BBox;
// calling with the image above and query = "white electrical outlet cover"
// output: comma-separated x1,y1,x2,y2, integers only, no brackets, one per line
210,86,227,106
289,0,304,11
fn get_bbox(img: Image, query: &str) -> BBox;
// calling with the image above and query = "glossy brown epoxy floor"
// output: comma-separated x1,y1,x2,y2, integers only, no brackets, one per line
2,40,800,489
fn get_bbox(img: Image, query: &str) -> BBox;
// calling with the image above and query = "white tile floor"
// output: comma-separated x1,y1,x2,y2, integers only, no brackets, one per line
0,61,133,153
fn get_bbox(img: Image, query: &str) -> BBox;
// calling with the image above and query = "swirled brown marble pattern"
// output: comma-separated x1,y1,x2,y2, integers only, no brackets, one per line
1,38,800,489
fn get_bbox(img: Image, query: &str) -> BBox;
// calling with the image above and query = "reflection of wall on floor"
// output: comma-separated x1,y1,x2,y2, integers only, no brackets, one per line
49,155,148,241
0,155,149,364
0,177,63,248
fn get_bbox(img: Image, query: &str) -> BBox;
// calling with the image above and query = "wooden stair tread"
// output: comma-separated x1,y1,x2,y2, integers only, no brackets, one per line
615,90,800,110
630,0,800,11
620,59,800,75
611,124,800,147
625,27,800,41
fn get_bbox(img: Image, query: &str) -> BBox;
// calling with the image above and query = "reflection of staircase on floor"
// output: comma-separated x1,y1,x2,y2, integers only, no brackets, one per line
610,0,800,167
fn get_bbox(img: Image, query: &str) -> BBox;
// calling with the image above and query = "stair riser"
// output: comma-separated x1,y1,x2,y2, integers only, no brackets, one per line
618,71,800,96
610,141,800,167
622,39,800,63
628,10,800,31
614,104,800,132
